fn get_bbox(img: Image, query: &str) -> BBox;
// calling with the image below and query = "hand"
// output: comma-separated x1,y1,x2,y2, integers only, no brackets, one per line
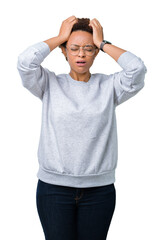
58,16,78,43
89,18,104,48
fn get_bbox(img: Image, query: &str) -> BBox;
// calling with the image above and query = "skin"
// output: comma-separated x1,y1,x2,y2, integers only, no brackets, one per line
61,31,100,82
44,15,127,82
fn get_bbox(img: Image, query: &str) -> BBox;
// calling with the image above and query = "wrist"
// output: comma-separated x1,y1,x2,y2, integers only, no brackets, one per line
100,40,112,52
96,41,102,49
57,35,67,45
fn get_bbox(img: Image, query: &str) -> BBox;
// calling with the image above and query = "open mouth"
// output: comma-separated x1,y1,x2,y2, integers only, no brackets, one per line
76,61,86,66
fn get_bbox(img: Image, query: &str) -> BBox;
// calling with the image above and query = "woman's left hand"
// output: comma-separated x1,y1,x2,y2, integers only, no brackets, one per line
89,18,104,48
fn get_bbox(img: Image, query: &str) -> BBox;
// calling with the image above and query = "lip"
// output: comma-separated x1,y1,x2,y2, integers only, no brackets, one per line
76,61,86,67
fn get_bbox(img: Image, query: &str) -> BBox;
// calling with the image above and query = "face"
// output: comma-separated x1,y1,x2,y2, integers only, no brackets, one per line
61,30,99,74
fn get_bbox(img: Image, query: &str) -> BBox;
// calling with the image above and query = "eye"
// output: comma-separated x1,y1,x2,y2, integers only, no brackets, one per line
70,47,79,51
70,45,79,51
84,46,94,52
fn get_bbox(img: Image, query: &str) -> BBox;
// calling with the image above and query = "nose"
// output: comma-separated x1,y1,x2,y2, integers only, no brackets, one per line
78,47,86,57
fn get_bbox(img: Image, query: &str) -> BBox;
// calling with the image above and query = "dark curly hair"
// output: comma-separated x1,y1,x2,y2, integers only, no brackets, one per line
59,18,93,49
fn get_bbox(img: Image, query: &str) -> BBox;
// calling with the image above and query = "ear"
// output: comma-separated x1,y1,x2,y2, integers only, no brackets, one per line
94,48,99,58
60,46,67,59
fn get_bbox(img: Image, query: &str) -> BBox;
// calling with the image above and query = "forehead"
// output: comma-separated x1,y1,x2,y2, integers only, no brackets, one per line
67,31,93,46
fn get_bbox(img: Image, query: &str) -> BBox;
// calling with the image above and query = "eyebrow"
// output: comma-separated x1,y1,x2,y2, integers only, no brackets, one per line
71,44,94,47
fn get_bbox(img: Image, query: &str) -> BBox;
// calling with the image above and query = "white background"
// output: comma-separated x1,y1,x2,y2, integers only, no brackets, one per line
0,0,164,239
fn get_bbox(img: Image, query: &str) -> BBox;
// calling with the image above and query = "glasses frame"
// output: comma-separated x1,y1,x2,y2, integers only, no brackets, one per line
66,44,98,56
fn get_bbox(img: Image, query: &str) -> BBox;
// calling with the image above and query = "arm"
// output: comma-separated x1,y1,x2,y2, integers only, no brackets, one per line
101,43,127,62
112,50,147,106
17,16,78,100
89,18,147,106
17,41,51,100
43,36,66,52
89,18,127,61
103,43,147,106
43,16,78,52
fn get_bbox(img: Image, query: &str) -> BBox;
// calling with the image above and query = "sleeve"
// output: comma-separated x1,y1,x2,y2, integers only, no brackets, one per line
17,41,51,100
113,51,147,107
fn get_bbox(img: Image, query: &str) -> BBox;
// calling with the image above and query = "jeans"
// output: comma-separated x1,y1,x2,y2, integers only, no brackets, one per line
36,179,116,240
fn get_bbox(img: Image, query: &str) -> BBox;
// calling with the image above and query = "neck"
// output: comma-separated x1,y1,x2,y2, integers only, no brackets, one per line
69,71,91,82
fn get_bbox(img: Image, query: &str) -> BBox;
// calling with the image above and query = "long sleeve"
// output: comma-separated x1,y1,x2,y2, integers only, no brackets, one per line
17,41,51,100
113,51,147,106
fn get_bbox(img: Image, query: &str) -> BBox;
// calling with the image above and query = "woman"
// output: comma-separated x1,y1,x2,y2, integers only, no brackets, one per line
17,16,147,240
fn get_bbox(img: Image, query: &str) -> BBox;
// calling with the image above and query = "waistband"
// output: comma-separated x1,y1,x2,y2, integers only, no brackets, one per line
37,165,115,188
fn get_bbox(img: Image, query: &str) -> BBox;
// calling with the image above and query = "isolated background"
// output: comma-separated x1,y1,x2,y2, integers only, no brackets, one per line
0,0,163,239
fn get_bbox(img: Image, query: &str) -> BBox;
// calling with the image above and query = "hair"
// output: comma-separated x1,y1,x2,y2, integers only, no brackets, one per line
59,18,93,49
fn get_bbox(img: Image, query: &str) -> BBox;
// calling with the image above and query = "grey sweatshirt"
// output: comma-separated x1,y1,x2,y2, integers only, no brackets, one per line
17,41,147,188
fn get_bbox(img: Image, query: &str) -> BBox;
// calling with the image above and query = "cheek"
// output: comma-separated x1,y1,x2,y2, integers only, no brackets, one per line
67,54,74,65
88,57,95,66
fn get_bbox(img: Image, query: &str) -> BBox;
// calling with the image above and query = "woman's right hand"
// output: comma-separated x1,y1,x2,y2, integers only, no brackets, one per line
58,16,78,43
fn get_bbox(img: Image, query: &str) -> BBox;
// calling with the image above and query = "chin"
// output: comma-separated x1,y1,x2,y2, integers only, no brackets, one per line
72,67,90,74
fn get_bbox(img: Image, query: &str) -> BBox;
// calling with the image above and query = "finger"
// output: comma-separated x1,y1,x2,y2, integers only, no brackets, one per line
91,18,102,28
89,22,95,29
65,16,76,22
69,15,76,19
90,20,97,29
89,20,98,28
70,18,78,25
70,16,77,21
94,18,101,25
93,19,102,28
72,17,78,22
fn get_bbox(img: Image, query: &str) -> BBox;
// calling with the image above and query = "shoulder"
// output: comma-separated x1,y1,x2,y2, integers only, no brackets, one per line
92,73,114,82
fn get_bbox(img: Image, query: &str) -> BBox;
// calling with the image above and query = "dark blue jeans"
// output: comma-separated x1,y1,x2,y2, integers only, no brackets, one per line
36,179,116,240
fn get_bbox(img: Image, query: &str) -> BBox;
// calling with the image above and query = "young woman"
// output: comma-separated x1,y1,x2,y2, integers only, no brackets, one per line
17,16,147,240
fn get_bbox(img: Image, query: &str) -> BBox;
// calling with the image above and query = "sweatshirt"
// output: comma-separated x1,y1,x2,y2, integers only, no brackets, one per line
17,41,147,188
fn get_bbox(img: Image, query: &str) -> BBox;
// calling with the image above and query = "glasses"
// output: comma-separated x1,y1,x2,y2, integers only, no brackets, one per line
66,44,98,56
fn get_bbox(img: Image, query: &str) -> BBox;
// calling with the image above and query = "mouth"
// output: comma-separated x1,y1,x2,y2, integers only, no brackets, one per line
76,61,86,67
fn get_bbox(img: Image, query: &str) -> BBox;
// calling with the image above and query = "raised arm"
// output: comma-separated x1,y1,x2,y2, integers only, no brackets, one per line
99,43,127,61
17,16,78,100
43,16,78,52
89,18,127,61
17,41,51,100
89,18,147,106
